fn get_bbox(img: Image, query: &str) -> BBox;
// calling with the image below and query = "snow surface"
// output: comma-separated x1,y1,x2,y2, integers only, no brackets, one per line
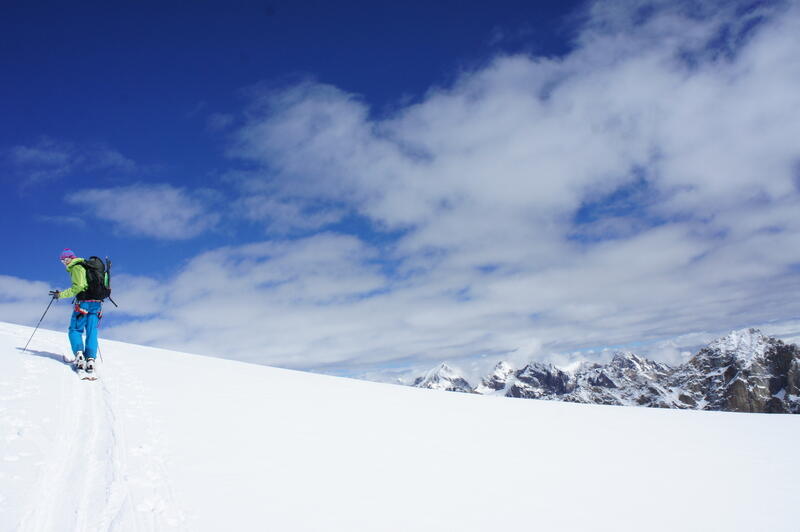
2,321,798,531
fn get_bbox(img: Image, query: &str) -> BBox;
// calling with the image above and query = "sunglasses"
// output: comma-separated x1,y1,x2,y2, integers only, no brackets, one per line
60,257,73,265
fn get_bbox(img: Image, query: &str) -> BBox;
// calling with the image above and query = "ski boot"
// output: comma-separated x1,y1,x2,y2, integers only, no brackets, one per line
74,351,86,371
85,358,95,377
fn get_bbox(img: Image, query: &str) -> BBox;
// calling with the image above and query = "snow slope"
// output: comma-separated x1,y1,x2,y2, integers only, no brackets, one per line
1,321,798,532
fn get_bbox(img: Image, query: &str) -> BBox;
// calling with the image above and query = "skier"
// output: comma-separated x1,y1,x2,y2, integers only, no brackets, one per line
50,249,103,377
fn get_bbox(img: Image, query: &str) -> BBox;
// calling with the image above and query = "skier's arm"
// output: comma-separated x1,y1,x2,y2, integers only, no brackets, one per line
59,265,88,299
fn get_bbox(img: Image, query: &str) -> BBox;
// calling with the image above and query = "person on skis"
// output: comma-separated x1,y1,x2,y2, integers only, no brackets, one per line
50,249,103,376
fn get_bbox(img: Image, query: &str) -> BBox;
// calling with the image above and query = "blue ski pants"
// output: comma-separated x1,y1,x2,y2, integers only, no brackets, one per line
68,301,102,359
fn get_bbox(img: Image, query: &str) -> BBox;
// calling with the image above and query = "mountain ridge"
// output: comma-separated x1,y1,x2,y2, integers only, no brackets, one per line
412,328,800,413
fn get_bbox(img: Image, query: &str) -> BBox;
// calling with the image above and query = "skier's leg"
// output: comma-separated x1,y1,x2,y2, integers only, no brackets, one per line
84,303,101,359
68,309,86,356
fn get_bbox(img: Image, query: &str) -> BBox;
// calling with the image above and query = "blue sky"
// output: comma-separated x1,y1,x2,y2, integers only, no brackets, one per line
2,0,800,381
1,0,580,282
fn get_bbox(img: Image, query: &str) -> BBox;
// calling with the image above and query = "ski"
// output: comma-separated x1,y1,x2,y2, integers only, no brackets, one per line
74,361,99,380
76,368,98,381
72,354,99,380
84,359,98,380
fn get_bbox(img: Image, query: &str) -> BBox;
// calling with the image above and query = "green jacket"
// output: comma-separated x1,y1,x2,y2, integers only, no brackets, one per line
60,258,88,299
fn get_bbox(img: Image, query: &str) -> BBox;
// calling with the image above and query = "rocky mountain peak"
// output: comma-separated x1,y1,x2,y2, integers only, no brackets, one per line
413,363,473,393
474,361,515,394
493,360,513,372
702,328,771,366
508,362,573,398
609,351,645,369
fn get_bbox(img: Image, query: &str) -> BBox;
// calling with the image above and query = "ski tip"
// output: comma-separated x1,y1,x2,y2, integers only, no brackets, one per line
76,369,97,380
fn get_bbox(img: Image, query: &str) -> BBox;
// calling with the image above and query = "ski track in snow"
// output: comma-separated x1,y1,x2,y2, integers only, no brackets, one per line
4,322,799,531
6,332,187,532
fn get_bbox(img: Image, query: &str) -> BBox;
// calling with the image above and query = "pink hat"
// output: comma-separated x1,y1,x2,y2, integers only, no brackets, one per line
59,249,76,260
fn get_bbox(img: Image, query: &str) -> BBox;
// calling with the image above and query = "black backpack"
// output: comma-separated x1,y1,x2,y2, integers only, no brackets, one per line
77,256,112,301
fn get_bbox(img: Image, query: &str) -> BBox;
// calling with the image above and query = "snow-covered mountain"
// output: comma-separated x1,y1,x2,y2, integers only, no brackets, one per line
412,362,473,392
3,321,800,531
672,328,800,412
571,352,675,407
414,329,800,413
473,360,515,395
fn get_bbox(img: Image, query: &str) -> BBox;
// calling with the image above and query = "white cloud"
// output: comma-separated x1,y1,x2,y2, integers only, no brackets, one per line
0,275,72,333
102,0,800,377
65,183,221,240
4,137,136,187
107,274,169,317
237,196,345,234
105,234,394,367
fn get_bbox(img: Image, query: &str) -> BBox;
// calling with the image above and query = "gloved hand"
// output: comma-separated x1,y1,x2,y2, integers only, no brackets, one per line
49,290,60,298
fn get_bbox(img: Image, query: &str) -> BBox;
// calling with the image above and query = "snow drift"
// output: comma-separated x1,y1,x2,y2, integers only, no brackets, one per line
1,321,797,531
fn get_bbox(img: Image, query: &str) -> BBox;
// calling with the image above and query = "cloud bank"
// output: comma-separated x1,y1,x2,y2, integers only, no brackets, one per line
102,0,800,376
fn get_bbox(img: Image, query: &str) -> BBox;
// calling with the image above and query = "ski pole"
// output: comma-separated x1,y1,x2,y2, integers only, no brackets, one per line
23,295,57,353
